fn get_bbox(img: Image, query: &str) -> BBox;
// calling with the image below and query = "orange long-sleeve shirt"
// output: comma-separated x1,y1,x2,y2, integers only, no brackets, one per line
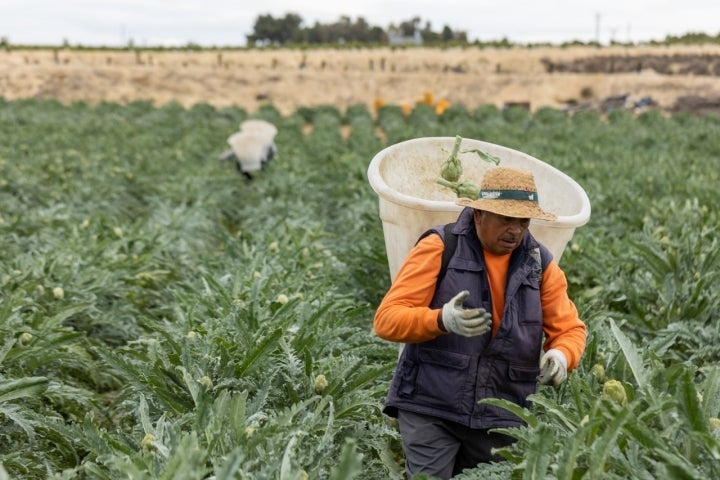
373,234,587,370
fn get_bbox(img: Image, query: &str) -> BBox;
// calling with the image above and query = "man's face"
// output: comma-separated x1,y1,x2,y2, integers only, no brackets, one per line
473,210,530,255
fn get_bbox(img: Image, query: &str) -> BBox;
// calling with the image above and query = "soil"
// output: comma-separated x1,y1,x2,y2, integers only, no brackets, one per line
2,45,720,115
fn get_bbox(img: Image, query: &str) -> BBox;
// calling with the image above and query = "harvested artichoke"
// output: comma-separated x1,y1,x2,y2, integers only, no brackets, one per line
436,135,500,199
439,135,464,182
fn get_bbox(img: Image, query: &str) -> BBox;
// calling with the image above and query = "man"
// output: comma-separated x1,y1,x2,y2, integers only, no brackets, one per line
374,166,586,479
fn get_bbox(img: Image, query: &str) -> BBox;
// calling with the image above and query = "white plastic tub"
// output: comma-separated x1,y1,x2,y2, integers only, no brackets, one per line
367,137,591,281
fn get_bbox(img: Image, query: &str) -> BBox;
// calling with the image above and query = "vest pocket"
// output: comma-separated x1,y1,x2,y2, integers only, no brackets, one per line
503,364,540,409
519,278,542,324
397,360,418,398
414,348,471,410
508,364,539,382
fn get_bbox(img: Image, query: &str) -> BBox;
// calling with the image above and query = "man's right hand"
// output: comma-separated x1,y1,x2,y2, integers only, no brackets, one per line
441,291,492,337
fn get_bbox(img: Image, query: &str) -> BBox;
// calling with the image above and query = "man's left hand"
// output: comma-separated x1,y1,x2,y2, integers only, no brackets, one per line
538,349,567,386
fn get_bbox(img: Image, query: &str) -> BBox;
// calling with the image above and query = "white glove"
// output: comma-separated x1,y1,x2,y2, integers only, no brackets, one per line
538,349,568,386
440,291,492,337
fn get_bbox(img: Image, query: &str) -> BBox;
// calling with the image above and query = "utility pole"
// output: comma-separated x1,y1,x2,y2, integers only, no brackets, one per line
595,12,601,44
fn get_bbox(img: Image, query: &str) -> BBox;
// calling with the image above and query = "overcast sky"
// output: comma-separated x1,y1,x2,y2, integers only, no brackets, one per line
1,0,718,47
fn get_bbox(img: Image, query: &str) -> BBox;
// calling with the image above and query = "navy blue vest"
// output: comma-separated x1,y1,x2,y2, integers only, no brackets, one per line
383,207,552,429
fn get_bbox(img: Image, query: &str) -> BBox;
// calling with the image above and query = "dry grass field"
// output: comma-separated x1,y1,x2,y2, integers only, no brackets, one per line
2,45,720,114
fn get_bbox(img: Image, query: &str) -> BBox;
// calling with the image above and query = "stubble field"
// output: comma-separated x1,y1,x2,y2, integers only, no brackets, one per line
2,44,720,114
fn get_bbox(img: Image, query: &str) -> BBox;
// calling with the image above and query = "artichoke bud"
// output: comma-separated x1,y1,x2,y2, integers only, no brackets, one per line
602,379,627,406
710,417,720,430
199,376,213,391
141,433,157,451
440,156,462,182
455,181,480,199
314,374,328,394
440,135,464,182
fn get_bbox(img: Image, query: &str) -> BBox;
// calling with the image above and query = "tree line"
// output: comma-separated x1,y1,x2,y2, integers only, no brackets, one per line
245,13,720,48
245,13,468,46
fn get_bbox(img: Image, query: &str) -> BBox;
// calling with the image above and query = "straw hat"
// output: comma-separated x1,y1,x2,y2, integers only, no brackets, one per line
456,167,557,221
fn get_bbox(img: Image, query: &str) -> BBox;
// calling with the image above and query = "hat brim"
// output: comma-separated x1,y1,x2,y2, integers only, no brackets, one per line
456,197,557,221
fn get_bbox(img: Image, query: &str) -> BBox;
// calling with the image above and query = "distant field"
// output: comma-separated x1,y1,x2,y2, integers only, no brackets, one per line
2,45,720,114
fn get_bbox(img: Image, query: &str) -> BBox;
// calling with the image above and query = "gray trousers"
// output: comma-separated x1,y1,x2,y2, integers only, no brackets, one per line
397,409,515,479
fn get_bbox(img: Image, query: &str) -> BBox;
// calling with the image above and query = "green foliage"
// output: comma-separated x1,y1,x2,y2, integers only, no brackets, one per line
376,104,415,144
407,103,441,135
1,98,719,478
501,105,532,124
